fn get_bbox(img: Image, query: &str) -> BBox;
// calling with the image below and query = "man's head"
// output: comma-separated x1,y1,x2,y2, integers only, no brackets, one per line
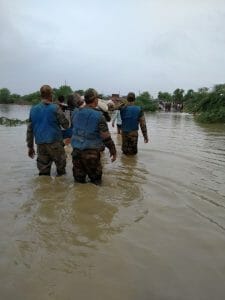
127,92,135,102
67,94,76,108
111,93,119,103
40,85,53,99
73,92,84,107
58,95,65,103
84,88,98,105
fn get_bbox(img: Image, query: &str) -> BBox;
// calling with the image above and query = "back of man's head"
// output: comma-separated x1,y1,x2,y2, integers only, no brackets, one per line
84,88,98,104
73,93,84,107
58,95,65,103
127,92,135,102
40,85,53,99
67,94,76,108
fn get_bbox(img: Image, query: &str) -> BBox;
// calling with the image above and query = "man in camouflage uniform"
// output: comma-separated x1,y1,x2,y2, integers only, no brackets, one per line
71,88,117,184
120,92,149,155
26,85,69,176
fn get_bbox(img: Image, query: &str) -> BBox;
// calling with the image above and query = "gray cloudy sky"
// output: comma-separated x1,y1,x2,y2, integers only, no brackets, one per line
1,0,225,96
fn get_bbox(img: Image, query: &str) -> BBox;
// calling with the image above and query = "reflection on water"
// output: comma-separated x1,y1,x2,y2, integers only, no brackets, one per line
15,154,147,275
0,103,30,120
1,106,225,300
0,104,11,114
15,179,119,274
25,178,120,247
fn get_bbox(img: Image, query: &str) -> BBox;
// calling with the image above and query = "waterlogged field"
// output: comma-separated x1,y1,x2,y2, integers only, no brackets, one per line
0,104,225,300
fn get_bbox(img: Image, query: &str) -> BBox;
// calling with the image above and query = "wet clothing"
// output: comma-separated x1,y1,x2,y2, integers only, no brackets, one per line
122,131,138,155
28,102,64,144
27,101,69,147
72,148,102,184
26,100,69,175
62,127,73,139
71,106,116,183
120,106,141,132
37,141,66,176
120,103,148,155
71,108,103,150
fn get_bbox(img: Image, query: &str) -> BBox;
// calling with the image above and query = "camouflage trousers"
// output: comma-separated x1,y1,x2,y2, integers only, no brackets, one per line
122,131,138,155
37,141,66,176
72,148,102,184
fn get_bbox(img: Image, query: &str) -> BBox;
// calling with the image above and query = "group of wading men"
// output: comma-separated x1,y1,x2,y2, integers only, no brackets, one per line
26,85,149,185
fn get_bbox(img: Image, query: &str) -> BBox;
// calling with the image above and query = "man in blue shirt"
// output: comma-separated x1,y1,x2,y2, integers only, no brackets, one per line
71,88,116,184
120,92,149,155
26,85,69,176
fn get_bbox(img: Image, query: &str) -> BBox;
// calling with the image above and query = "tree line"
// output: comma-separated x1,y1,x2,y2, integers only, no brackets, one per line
158,84,225,123
0,85,158,112
0,83,225,123
0,85,77,105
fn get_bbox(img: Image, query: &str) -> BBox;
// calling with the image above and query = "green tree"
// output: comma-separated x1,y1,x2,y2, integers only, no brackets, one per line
158,91,172,102
198,87,209,93
22,91,40,104
136,91,157,112
183,89,196,111
0,88,11,103
9,93,21,103
184,84,225,123
54,85,73,100
184,89,194,101
172,88,184,103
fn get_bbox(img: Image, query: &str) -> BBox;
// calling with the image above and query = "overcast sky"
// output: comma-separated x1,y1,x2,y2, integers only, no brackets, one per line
1,0,225,96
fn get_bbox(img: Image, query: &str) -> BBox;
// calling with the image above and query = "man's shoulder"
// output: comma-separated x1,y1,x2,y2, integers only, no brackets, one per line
88,108,107,123
121,104,142,114
31,102,42,111
83,107,102,115
49,102,58,109
74,107,101,116
130,104,142,110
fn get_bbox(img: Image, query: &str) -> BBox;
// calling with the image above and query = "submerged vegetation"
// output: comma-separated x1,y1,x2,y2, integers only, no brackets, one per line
0,116,28,126
1,83,225,123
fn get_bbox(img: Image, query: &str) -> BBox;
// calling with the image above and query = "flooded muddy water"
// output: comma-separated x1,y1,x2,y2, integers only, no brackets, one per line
0,104,225,300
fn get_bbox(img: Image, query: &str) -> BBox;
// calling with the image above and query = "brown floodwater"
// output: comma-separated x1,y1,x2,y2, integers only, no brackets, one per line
0,104,225,300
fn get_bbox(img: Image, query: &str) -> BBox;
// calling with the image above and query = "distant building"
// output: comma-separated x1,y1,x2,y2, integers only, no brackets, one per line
111,93,120,98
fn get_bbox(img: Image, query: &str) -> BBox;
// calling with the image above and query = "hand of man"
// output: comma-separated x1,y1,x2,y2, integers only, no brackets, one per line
110,153,116,162
144,138,149,143
28,147,35,159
